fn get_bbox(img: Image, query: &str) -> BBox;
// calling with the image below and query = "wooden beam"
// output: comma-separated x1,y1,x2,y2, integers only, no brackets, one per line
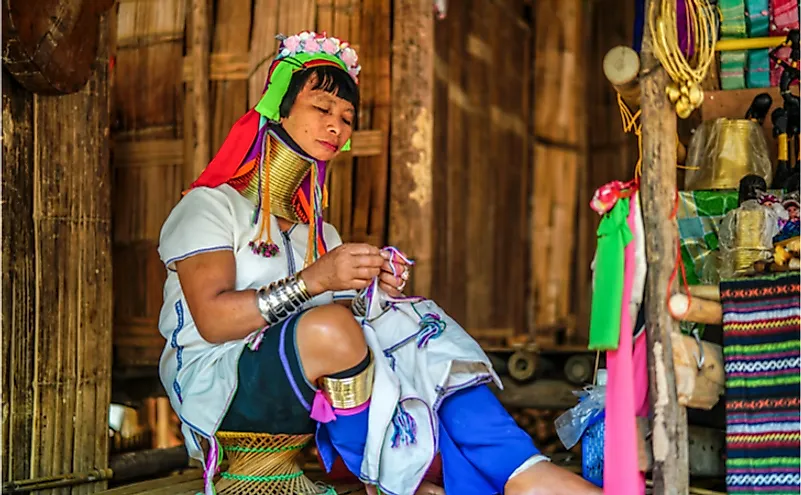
681,284,720,301
190,0,210,178
182,53,250,82
389,0,434,297
639,0,689,491
492,377,580,410
669,294,723,325
112,130,385,170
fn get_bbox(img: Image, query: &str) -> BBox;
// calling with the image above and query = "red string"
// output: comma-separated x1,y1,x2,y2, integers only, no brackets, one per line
667,189,691,319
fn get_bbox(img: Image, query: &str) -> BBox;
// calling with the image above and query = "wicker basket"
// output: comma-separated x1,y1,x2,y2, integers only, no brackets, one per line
215,432,335,495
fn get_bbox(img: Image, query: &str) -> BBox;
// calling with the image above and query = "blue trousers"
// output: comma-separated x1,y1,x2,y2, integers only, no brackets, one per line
318,385,540,494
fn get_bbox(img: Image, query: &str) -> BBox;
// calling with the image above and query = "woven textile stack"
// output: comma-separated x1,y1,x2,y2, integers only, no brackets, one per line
719,0,799,89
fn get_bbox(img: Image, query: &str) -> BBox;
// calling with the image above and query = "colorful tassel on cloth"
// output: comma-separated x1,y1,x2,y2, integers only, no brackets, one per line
390,404,417,448
245,325,269,351
249,134,281,258
416,313,446,348
304,161,326,267
202,437,222,495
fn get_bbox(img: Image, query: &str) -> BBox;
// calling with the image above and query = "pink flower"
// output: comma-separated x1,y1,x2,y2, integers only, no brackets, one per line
283,36,300,52
303,38,320,53
321,39,339,55
340,47,358,67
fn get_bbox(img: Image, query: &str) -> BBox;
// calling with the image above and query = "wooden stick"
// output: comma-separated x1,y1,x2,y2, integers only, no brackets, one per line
671,333,724,410
604,45,642,110
191,0,210,177
109,447,189,482
389,0,434,298
681,284,720,301
639,1,690,491
668,294,722,324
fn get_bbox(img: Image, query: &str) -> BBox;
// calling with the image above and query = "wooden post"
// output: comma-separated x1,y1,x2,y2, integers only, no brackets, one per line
191,0,210,177
638,0,690,492
389,0,434,297
2,12,113,492
2,69,37,486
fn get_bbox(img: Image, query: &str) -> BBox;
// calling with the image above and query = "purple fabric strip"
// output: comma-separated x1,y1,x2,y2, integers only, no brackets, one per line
676,0,694,57
278,315,311,411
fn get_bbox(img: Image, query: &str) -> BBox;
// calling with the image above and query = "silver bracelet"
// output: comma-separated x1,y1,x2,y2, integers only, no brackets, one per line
256,275,312,325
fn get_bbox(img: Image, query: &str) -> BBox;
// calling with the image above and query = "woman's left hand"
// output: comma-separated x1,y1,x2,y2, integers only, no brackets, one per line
377,250,411,297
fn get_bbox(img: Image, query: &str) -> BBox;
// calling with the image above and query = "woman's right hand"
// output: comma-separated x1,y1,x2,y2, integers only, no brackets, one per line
299,243,385,296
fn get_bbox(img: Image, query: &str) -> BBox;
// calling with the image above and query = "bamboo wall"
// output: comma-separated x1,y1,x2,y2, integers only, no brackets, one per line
529,0,586,345
2,16,113,493
430,0,532,340
112,0,187,368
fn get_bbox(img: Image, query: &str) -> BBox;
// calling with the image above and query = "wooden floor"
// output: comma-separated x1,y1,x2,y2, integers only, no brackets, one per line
98,469,367,495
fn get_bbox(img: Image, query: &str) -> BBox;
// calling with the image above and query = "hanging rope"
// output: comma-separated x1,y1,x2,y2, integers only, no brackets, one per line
667,189,693,321
616,93,644,179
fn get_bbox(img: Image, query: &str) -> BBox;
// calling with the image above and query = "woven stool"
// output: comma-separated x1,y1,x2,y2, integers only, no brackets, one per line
215,432,335,494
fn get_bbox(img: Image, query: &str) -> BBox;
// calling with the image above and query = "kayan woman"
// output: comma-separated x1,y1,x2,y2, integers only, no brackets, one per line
158,30,600,495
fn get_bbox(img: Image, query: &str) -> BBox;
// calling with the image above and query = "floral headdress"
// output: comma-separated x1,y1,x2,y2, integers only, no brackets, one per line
254,31,360,151
277,31,361,80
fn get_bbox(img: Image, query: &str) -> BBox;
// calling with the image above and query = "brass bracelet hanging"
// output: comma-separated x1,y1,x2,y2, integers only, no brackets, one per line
648,0,718,118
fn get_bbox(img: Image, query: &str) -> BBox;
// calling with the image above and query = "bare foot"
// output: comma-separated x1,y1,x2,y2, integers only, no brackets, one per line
504,462,602,495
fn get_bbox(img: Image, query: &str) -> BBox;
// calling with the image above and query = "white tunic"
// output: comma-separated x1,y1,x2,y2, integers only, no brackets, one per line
157,184,352,462
352,284,503,495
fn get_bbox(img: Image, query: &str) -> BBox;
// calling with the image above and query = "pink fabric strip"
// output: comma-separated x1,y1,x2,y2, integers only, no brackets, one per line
603,196,645,495
310,389,371,423
335,399,371,416
633,331,649,418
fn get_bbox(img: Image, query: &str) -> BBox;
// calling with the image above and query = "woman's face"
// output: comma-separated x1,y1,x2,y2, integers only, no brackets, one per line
281,77,355,162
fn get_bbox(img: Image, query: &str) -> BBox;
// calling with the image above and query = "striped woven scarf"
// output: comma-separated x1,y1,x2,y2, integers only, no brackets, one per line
722,273,801,494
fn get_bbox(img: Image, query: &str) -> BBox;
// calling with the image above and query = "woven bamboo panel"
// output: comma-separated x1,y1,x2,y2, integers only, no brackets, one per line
112,0,187,368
